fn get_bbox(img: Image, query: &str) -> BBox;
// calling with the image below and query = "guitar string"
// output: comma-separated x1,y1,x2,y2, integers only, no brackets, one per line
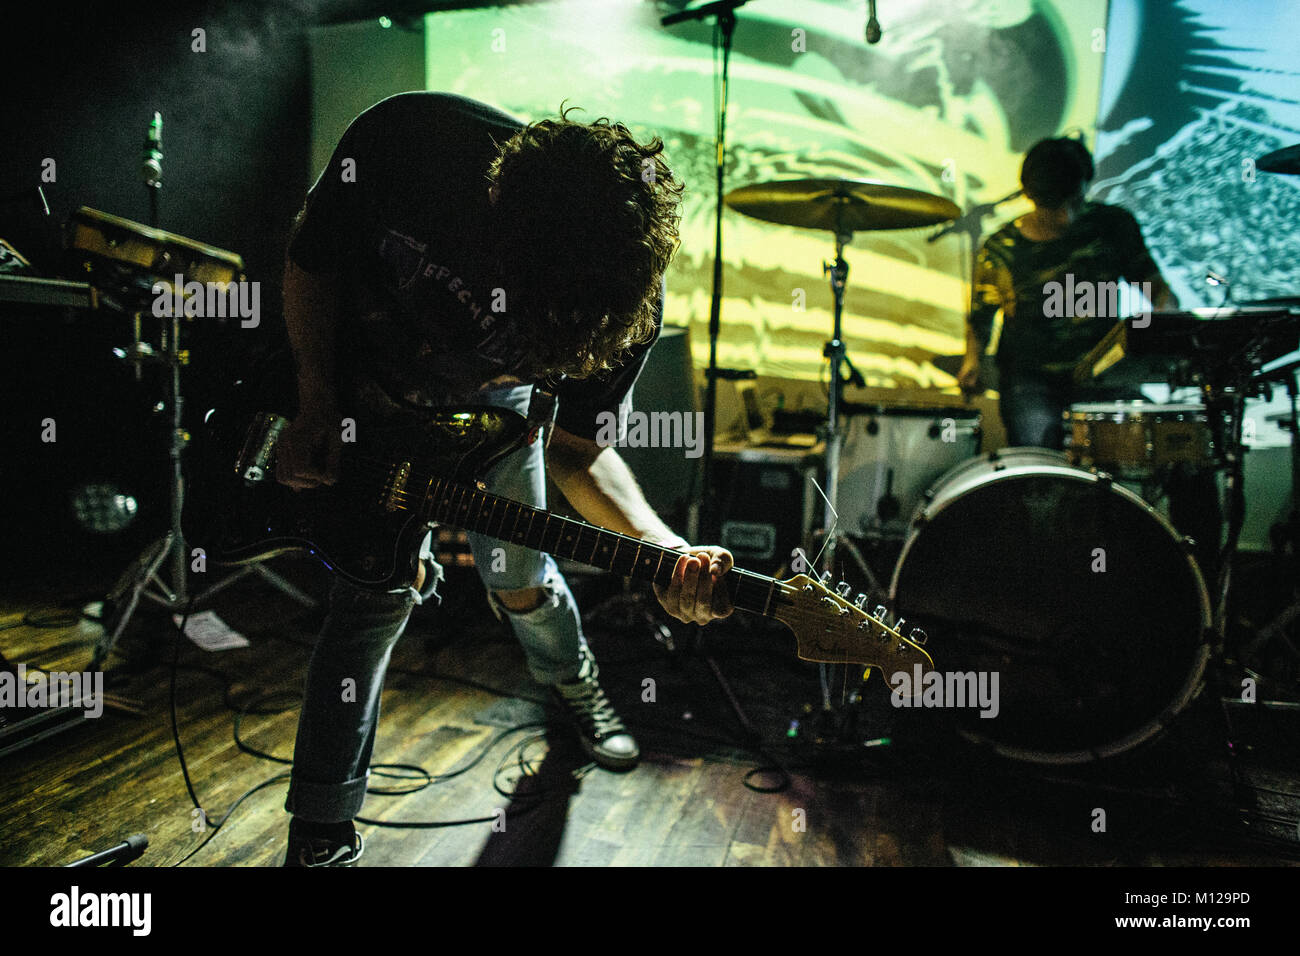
278,457,809,602
265,459,914,653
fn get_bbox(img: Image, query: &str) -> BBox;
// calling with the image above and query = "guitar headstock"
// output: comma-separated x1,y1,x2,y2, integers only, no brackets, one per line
771,574,934,683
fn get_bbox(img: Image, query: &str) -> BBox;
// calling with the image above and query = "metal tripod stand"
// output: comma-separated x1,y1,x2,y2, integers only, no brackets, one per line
93,302,315,670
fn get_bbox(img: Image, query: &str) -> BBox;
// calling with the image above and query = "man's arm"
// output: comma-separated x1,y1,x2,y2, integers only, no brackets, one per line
1146,271,1179,311
284,259,341,411
960,245,1002,397
1119,207,1179,311
275,259,345,489
546,425,733,625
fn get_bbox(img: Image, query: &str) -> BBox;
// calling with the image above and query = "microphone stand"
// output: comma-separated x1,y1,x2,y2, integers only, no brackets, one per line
661,0,760,745
662,0,754,543
927,187,1021,280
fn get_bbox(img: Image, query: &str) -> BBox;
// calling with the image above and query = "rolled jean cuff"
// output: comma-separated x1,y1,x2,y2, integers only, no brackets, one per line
285,771,371,824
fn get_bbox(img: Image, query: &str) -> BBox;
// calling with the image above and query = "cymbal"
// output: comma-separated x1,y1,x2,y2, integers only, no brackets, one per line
725,178,960,232
1258,144,1300,175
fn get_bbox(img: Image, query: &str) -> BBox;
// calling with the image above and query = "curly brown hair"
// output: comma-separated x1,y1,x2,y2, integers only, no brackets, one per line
486,105,684,380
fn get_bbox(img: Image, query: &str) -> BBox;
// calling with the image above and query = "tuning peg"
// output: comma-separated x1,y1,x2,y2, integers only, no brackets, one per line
819,570,833,586
894,618,906,632
873,604,888,621
836,581,852,598
909,627,928,646
854,593,868,609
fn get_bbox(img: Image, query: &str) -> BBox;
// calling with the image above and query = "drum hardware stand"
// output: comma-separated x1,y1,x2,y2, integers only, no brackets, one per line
1233,357,1300,684
809,226,898,718
714,166,959,746
92,299,317,671
814,227,896,597
90,120,315,670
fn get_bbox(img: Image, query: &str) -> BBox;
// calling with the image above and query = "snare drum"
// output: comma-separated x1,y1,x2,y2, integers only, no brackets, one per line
1067,401,1214,477
891,448,1212,764
838,405,981,538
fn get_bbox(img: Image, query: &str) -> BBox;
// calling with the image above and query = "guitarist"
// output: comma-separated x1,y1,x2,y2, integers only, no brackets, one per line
275,92,733,866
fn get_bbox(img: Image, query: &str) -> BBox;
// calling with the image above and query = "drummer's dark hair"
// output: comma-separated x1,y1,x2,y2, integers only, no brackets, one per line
1021,136,1094,208
486,103,683,380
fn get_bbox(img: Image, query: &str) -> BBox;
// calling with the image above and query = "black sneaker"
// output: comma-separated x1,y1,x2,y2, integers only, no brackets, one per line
552,646,640,771
283,820,364,867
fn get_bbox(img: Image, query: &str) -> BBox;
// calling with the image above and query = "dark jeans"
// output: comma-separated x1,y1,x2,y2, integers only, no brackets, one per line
284,385,590,824
283,576,429,823
999,370,1074,450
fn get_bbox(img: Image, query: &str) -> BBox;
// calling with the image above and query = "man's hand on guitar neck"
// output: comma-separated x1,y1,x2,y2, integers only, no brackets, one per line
649,538,735,626
545,426,734,626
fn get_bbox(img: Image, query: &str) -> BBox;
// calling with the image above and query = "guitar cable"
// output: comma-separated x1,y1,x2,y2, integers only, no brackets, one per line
159,597,797,861
161,602,561,858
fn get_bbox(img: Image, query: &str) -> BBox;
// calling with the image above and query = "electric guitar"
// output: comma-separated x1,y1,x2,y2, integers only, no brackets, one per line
185,402,935,677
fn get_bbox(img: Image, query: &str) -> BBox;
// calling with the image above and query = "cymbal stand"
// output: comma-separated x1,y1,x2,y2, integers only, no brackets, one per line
1234,358,1300,679
817,229,882,591
661,0,752,543
810,227,895,715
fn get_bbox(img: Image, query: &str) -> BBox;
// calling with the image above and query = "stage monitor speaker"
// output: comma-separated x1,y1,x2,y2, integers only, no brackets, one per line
712,447,820,575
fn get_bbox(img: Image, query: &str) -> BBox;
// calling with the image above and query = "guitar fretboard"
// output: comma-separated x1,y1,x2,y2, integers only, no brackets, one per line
417,477,783,617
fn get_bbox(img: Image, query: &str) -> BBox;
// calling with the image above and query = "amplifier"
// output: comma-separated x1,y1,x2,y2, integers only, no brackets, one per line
713,444,820,574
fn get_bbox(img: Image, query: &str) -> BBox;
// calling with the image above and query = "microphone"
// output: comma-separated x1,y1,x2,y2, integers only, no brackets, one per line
142,111,163,188
866,0,882,44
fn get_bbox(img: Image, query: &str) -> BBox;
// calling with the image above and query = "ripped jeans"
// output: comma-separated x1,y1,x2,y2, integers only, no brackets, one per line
284,385,589,824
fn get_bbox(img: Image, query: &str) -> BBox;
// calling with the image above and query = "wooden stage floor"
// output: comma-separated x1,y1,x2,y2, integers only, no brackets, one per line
2,557,1297,869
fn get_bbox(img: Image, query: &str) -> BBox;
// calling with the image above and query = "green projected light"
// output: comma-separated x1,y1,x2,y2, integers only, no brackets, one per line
419,0,1107,386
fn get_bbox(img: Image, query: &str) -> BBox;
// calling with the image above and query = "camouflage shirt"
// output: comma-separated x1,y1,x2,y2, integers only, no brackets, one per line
970,202,1159,375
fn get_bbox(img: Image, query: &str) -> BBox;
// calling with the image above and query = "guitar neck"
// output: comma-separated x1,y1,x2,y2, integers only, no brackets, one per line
421,477,783,617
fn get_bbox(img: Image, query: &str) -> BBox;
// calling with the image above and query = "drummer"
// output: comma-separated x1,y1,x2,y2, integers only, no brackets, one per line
957,136,1178,448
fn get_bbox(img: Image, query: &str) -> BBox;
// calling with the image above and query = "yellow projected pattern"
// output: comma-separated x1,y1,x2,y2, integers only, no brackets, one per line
421,0,1107,387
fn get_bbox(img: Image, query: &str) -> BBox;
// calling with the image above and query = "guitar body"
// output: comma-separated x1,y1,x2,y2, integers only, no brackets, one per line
186,398,529,590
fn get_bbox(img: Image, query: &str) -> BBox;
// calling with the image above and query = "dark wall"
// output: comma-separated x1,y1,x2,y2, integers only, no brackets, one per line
1,0,326,326
0,0,332,578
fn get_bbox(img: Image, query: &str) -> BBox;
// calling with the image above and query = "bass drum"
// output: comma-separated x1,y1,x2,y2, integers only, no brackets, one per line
890,448,1212,764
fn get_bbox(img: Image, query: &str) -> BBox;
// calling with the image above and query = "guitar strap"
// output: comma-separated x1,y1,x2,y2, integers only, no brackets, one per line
527,382,558,449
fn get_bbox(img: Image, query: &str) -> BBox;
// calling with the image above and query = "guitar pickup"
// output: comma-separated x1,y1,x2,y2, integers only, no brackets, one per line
237,413,288,483
384,461,412,511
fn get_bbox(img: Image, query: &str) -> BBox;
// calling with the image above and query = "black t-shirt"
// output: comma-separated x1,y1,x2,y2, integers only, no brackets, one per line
969,202,1159,375
288,91,659,440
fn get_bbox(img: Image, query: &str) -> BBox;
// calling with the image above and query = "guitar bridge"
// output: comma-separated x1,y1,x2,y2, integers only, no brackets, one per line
384,461,412,511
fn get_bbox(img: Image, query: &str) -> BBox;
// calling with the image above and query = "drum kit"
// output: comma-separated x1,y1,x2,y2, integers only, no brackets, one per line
720,141,1300,764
